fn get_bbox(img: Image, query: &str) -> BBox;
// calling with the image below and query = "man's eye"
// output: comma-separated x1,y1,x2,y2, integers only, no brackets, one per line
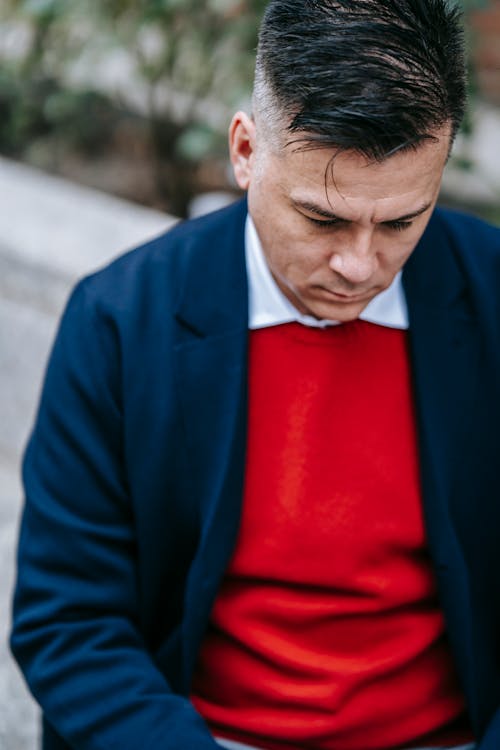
306,216,342,228
385,220,413,232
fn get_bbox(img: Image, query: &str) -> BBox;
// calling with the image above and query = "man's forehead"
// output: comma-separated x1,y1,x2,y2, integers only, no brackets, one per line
253,147,446,228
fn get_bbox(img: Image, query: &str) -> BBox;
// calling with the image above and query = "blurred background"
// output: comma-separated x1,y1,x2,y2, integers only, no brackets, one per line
0,1,499,748
0,0,269,217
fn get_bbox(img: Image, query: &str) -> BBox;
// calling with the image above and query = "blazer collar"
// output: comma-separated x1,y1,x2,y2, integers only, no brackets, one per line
403,207,479,498
174,198,248,339
403,207,475,316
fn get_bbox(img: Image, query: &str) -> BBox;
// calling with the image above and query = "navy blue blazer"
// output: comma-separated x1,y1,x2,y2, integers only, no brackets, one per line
11,199,500,750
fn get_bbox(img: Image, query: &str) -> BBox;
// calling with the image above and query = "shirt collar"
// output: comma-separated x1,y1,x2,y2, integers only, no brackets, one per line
245,214,409,331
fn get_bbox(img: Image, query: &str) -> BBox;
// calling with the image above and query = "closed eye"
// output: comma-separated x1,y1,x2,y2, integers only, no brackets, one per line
306,215,345,228
307,215,413,231
383,220,413,231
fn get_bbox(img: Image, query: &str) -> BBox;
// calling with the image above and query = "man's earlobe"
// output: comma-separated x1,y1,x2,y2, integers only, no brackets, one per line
228,112,256,191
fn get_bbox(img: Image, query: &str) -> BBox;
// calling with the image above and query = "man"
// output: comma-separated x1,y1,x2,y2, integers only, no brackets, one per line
10,1,500,749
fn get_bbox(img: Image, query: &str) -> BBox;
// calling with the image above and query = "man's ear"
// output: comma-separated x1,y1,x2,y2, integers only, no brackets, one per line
228,111,256,191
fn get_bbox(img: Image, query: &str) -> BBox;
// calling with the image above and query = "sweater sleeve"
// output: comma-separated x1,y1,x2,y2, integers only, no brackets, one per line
10,279,219,750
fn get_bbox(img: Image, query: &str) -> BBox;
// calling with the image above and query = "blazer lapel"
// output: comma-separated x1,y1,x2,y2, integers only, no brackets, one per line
403,210,480,721
172,201,250,686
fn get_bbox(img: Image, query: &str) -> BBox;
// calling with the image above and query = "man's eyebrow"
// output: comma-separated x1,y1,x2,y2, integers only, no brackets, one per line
387,202,433,222
293,201,344,220
292,200,433,223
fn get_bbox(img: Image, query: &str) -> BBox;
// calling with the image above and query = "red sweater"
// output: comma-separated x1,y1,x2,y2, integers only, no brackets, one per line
192,321,471,750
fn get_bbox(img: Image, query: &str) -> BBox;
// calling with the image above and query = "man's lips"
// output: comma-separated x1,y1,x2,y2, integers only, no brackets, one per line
319,287,372,301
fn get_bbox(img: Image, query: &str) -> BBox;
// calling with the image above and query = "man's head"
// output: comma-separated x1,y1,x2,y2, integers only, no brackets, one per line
229,0,467,322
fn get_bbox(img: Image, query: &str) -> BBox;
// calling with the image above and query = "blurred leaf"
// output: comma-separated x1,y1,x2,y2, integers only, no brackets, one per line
176,123,218,161
21,0,60,18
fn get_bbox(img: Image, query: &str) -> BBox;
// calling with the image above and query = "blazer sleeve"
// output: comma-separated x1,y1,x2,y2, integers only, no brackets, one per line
10,279,219,750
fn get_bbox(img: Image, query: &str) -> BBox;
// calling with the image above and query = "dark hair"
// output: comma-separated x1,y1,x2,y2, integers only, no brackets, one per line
254,0,467,159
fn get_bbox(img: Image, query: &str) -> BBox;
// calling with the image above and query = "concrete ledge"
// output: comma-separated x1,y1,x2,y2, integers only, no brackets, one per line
0,157,177,313
0,157,177,461
0,458,39,750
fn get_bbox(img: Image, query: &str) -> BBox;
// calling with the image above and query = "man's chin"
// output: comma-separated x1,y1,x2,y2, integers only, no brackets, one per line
304,297,373,323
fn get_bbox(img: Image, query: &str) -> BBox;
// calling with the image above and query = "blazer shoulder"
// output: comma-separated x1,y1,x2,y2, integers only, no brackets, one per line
74,198,247,318
432,206,500,267
428,207,500,330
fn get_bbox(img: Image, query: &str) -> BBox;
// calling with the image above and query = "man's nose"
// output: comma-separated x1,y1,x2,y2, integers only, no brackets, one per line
328,229,377,285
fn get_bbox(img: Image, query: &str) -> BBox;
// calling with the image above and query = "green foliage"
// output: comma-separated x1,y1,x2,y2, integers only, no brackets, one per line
0,65,118,155
0,0,265,142
0,0,269,211
457,0,490,9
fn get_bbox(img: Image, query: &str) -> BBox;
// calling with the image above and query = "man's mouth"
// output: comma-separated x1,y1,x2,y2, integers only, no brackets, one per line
321,288,370,302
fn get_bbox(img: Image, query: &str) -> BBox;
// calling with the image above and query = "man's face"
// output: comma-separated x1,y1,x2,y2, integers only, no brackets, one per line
229,113,450,322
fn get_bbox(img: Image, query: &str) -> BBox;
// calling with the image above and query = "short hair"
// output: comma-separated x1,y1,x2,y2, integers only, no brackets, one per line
253,0,467,159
